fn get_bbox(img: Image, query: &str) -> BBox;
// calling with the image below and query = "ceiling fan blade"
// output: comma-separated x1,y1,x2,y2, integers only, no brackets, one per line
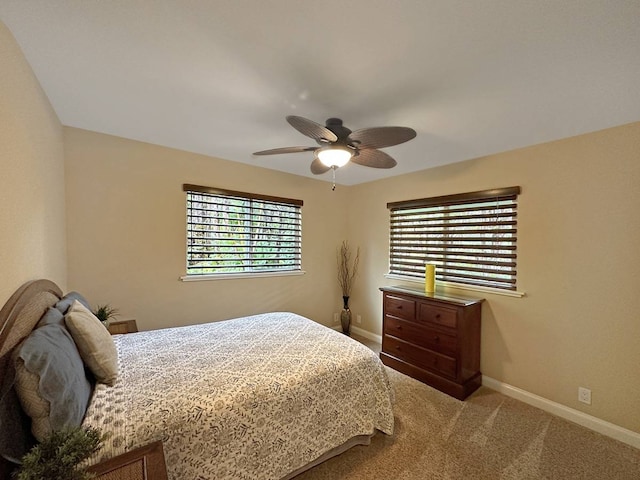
287,116,339,143
253,146,317,155
310,158,332,175
351,149,397,169
348,126,416,149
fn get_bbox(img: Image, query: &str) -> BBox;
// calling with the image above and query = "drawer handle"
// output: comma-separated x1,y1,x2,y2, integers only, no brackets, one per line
435,313,441,319
433,335,440,343
395,325,402,330
395,345,401,351
397,305,403,310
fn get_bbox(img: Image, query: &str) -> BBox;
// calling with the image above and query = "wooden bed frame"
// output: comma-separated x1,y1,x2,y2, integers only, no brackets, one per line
0,279,63,479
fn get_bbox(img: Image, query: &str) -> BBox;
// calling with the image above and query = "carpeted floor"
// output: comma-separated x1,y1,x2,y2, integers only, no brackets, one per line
296,368,640,479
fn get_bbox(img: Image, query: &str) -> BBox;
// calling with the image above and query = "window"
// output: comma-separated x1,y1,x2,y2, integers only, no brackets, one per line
387,187,520,291
183,184,302,277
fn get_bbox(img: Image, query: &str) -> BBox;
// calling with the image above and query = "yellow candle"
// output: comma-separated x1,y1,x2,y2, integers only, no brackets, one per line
425,264,435,294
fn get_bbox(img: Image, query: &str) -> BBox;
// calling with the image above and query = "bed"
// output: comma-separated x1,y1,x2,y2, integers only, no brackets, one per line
0,279,394,479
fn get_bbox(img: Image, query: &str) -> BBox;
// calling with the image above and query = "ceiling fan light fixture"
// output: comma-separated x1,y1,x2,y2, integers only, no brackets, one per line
316,146,353,168
255,116,416,175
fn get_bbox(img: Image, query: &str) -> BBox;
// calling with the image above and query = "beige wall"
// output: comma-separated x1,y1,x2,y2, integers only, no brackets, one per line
64,127,348,331
346,122,640,434
0,21,67,305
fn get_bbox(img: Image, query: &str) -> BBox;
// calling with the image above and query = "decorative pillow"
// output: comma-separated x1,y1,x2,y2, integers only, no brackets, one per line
36,306,64,328
13,324,93,442
55,291,91,315
65,300,118,385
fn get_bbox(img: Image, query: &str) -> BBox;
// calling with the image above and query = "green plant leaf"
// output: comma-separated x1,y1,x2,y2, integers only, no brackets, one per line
17,426,103,480
92,304,119,323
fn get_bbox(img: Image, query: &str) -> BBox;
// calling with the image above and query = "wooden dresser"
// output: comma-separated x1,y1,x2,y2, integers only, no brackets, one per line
380,286,483,400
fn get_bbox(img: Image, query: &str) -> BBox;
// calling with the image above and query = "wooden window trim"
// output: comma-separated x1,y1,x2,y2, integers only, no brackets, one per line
183,184,303,207
387,186,520,209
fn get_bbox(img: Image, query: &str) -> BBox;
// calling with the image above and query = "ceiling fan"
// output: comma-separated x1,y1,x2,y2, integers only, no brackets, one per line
253,116,417,175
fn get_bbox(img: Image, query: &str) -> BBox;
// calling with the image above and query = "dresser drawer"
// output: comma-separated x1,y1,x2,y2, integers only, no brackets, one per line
384,317,457,357
384,335,457,379
384,294,416,321
418,303,458,329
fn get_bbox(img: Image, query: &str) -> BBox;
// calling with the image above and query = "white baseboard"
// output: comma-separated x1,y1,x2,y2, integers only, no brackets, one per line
350,325,382,344
482,376,640,450
330,324,383,344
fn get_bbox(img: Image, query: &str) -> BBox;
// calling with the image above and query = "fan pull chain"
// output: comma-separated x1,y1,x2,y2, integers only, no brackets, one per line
332,166,337,191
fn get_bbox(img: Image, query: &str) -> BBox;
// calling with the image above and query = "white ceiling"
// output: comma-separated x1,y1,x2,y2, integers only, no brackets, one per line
2,1,640,185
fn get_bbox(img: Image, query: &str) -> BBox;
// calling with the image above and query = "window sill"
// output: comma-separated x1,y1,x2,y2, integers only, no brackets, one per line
384,274,525,298
181,270,306,282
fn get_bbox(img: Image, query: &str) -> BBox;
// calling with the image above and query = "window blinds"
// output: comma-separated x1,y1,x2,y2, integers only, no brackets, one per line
184,184,302,276
387,187,520,291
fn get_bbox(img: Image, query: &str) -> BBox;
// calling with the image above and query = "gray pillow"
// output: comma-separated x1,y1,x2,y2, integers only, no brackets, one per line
13,324,93,442
36,307,64,328
55,291,91,315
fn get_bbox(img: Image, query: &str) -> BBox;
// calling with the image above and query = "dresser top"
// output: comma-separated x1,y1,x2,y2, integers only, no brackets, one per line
380,285,484,307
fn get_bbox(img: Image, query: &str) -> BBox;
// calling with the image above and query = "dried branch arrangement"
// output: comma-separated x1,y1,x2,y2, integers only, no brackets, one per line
337,241,360,297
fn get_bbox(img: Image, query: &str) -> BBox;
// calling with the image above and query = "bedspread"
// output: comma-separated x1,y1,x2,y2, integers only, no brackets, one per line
83,312,394,479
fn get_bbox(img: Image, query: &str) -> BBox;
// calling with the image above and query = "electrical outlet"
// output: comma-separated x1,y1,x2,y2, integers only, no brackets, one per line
333,313,339,324
356,314,362,325
578,387,591,405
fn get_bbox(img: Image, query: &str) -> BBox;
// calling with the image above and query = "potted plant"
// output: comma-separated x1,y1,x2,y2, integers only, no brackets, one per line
17,426,103,480
337,241,360,335
92,304,119,327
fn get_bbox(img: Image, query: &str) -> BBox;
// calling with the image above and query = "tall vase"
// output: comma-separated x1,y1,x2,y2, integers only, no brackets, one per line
340,295,352,336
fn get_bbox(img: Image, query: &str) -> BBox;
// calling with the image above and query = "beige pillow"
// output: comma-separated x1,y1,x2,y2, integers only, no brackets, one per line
65,300,118,385
13,354,52,441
